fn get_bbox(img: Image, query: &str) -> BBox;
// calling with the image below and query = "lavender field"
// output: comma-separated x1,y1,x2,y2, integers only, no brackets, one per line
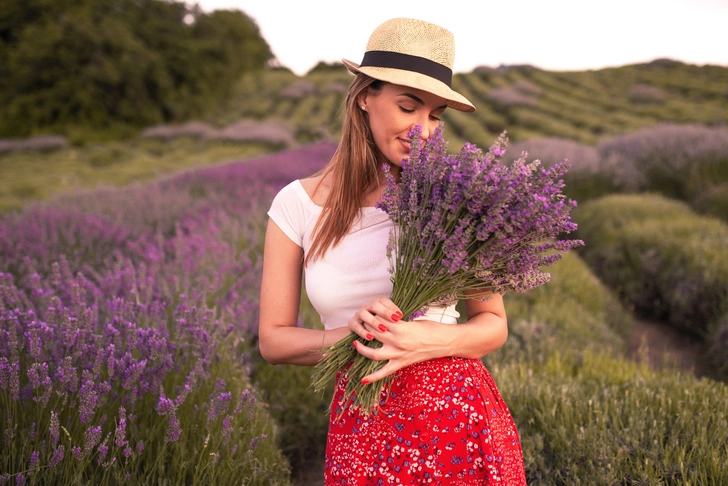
3,58,728,483
2,129,728,484
0,143,336,485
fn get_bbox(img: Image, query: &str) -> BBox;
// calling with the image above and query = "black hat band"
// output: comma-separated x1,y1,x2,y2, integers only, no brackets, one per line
359,50,453,88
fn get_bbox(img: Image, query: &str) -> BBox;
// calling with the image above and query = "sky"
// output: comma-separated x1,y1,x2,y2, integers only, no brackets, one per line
194,0,728,76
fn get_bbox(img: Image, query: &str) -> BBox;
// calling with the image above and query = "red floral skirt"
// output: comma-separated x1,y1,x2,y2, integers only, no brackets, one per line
324,357,527,485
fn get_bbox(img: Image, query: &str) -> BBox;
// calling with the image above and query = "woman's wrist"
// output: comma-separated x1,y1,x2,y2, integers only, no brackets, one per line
422,315,506,360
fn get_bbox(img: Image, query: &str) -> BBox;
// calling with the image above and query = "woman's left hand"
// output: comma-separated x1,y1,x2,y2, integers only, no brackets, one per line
354,318,447,384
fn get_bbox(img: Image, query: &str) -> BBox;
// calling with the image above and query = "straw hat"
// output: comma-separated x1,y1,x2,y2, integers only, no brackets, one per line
342,18,475,112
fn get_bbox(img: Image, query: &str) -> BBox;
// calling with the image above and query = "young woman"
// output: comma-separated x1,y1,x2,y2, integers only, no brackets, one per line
259,17,527,485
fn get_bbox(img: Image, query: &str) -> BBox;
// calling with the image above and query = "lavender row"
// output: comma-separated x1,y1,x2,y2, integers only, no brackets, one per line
0,142,335,484
508,124,728,219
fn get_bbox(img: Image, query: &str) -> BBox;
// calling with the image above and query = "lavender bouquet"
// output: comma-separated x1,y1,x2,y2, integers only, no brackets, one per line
312,124,583,414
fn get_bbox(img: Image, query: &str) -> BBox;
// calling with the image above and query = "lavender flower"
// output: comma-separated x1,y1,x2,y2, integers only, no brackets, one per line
247,433,268,455
0,358,8,388
221,415,233,445
206,391,232,427
165,412,182,443
97,440,109,463
9,360,19,402
83,426,102,456
47,445,64,468
49,411,59,449
156,387,175,417
233,389,256,418
314,124,583,413
28,451,39,471
28,362,52,408
78,371,98,424
115,406,128,448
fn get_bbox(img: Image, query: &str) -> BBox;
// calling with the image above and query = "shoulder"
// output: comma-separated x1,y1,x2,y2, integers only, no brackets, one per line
299,174,331,207
268,180,315,247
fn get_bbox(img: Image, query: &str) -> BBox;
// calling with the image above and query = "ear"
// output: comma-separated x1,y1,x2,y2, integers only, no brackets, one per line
356,91,369,110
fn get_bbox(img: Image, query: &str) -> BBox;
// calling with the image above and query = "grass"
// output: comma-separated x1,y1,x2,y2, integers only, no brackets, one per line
574,193,728,381
495,351,728,485
0,138,274,212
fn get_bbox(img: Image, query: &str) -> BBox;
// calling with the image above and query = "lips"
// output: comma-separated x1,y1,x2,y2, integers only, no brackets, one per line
398,138,411,153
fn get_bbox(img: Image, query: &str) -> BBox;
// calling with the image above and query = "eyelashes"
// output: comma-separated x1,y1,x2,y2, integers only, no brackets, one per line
399,106,441,121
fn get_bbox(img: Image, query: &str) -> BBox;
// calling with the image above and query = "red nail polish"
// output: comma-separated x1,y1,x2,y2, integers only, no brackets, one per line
378,324,387,332
366,333,374,340
395,311,403,318
391,313,400,322
352,341,358,348
361,378,370,385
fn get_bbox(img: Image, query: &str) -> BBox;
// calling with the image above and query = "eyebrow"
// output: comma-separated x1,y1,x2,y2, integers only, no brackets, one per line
398,92,448,110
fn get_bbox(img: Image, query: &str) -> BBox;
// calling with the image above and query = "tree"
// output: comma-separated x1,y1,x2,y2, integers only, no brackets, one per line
0,0,273,137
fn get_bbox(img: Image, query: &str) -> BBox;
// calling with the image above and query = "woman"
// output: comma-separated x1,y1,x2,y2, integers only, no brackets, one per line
259,17,527,484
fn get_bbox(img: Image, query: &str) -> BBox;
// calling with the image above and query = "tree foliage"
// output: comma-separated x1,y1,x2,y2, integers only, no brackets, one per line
0,0,273,137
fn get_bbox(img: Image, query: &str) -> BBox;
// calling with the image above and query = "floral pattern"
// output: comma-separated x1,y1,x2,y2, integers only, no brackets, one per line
325,357,527,485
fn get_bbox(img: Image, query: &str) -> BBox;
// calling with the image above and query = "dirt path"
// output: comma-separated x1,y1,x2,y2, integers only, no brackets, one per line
292,458,324,486
625,318,707,378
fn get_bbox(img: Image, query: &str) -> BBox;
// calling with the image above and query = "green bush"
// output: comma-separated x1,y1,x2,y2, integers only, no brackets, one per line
491,252,629,366
493,351,728,484
573,194,728,379
693,182,728,221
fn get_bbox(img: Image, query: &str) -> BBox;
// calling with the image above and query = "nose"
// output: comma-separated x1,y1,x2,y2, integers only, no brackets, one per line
418,123,430,141
415,115,432,141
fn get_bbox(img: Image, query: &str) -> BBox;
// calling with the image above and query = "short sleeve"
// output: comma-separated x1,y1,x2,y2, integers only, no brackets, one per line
267,181,308,247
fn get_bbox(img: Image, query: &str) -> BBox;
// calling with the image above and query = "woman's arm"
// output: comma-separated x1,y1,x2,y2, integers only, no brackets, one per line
258,219,350,366
348,291,508,383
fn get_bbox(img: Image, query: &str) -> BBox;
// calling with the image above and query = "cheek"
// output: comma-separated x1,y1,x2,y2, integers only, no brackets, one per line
368,115,392,145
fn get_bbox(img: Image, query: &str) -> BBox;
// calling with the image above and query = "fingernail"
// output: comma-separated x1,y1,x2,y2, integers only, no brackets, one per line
395,311,403,318
391,313,400,322
378,324,387,332
361,379,370,385
366,333,374,341
352,341,358,348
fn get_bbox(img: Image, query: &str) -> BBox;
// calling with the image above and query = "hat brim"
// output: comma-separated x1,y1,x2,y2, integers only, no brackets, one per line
342,58,475,113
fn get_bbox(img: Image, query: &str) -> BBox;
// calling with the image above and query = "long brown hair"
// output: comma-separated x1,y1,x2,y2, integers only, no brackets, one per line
304,75,383,266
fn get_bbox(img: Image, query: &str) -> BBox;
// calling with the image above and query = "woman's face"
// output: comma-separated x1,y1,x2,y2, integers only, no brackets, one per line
361,82,448,166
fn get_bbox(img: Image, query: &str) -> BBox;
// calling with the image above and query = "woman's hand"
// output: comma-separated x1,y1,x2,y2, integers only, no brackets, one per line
348,297,447,384
349,293,509,384
347,296,403,340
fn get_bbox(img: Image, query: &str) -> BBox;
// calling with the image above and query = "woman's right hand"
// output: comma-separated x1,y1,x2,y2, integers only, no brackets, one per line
348,296,403,342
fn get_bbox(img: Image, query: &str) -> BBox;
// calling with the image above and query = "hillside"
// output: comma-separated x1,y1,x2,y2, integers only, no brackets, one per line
2,60,727,213
211,60,728,148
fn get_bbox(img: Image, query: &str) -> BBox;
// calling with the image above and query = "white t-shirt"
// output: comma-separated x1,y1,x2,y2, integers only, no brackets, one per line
267,180,459,330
